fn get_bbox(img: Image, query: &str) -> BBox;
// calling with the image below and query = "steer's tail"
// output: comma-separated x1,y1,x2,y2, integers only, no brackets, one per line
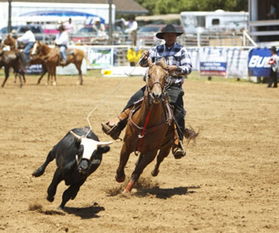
32,150,55,177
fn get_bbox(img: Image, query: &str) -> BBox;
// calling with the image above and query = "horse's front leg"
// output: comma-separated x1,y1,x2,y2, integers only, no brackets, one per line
124,150,157,193
116,143,132,183
152,144,172,177
53,65,57,86
1,66,10,88
37,65,47,85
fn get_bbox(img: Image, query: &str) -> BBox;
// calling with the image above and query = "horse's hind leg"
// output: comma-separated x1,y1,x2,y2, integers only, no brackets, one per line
74,61,83,85
32,150,55,177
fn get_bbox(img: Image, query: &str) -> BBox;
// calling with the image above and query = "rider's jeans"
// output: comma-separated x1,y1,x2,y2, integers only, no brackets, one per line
60,46,67,61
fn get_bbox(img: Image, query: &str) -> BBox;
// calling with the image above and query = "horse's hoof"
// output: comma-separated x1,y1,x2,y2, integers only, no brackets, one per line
151,169,159,177
115,174,125,183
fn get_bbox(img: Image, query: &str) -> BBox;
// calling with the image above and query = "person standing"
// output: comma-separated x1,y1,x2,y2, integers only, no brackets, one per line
55,24,69,65
267,46,278,88
17,25,36,63
102,24,198,159
64,18,74,35
121,15,138,46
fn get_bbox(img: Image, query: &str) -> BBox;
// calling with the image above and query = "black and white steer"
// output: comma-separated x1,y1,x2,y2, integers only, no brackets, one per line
32,127,112,208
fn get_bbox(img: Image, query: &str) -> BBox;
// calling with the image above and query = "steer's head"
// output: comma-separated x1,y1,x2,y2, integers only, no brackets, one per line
70,131,112,174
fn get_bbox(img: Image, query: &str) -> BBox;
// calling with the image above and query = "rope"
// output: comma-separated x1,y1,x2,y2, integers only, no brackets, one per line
85,77,127,137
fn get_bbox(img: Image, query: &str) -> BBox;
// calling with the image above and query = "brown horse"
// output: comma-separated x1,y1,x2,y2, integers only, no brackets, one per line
0,48,25,88
116,58,175,193
1,34,26,86
2,34,18,50
31,41,85,85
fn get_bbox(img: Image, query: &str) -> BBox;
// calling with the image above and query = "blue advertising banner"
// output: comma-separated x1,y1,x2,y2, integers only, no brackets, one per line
200,62,227,76
199,48,227,76
248,48,272,77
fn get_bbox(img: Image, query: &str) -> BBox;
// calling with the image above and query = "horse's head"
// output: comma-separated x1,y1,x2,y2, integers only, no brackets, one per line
146,58,169,104
2,34,17,50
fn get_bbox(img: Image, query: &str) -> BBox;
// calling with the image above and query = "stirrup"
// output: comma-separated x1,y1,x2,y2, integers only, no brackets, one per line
101,122,121,140
172,144,186,159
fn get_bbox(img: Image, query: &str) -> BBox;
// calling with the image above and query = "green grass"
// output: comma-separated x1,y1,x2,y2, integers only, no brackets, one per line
0,69,252,83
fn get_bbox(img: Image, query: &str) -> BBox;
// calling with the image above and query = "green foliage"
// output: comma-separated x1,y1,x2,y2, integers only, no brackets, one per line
135,0,248,15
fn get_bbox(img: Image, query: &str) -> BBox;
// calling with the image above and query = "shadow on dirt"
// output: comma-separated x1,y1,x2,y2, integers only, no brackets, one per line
62,204,105,219
135,185,200,199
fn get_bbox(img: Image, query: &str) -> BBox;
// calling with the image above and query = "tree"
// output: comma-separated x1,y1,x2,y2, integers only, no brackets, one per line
135,0,248,15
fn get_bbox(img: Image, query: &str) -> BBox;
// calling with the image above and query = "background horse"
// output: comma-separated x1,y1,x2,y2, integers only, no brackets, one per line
31,41,85,85
1,34,26,86
0,49,26,88
116,58,175,193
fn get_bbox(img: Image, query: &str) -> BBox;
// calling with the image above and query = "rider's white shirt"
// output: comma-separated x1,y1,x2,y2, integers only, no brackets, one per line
55,31,69,46
17,30,35,44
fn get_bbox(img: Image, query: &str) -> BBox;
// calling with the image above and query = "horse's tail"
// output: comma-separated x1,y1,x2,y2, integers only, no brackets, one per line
74,47,90,65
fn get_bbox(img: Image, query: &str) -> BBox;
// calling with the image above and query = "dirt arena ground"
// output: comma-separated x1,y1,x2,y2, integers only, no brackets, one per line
0,73,278,233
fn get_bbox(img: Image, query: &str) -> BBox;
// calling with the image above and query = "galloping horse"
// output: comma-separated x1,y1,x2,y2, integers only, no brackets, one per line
116,58,175,193
31,41,85,85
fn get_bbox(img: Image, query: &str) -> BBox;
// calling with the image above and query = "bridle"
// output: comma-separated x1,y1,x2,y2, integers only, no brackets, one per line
145,65,169,103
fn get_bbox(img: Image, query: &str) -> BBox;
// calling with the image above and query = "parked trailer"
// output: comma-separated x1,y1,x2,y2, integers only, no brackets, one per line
180,10,248,34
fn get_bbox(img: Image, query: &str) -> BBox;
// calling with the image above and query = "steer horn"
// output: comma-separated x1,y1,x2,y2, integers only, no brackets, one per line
70,130,83,141
97,141,113,146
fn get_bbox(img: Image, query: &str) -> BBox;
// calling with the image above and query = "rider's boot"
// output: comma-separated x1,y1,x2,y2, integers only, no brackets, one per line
60,60,67,66
101,108,131,140
172,124,186,159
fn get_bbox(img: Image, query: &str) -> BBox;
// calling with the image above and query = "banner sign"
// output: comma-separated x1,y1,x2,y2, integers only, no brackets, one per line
248,48,272,77
226,48,249,78
86,47,114,69
199,48,228,76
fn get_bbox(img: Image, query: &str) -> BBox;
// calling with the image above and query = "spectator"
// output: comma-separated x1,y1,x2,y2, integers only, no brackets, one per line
92,18,107,38
55,24,69,65
64,18,74,35
121,15,138,46
267,3,277,19
17,25,35,63
267,46,278,88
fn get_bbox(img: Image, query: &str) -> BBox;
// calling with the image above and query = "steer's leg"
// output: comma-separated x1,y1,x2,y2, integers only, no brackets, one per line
32,150,55,177
47,168,63,202
60,182,84,209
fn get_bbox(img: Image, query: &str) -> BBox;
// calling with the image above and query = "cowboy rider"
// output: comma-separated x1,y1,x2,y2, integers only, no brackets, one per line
17,25,36,64
55,24,69,65
102,24,198,159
